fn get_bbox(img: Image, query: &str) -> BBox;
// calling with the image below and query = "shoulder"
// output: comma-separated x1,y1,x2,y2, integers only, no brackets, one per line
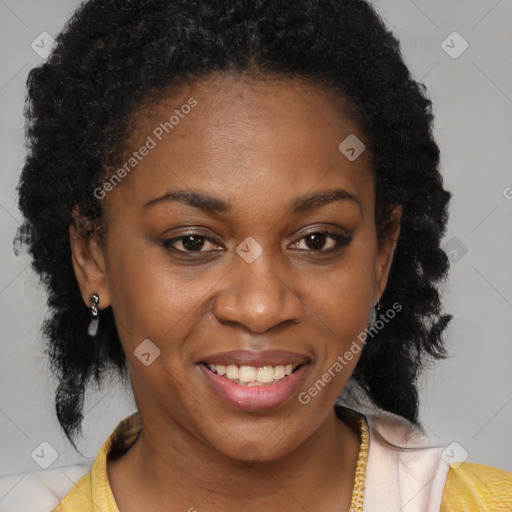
0,461,93,512
0,412,140,512
440,462,512,512
358,406,451,512
50,469,94,512
51,411,141,511
343,403,512,512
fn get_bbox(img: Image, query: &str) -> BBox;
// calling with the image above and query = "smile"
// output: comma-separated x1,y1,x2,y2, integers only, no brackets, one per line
197,351,310,411
203,363,299,386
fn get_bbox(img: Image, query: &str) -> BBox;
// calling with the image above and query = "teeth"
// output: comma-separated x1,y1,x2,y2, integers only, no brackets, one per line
256,366,274,383
273,365,285,379
206,363,299,385
226,365,239,380
239,366,257,382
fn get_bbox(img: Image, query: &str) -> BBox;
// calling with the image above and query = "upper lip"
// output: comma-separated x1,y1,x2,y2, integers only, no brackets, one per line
198,349,310,367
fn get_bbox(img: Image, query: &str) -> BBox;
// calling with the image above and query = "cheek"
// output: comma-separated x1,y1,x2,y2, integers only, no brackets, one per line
298,258,375,407
298,235,377,402
310,238,377,331
103,230,173,343
104,230,219,358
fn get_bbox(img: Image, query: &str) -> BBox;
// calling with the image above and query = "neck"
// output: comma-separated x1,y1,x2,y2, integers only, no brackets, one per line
108,405,362,512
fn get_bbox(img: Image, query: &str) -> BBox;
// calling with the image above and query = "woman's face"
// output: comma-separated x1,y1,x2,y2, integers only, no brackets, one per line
75,75,400,461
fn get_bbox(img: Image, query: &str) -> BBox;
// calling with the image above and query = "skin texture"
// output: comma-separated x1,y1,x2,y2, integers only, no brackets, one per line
70,75,401,511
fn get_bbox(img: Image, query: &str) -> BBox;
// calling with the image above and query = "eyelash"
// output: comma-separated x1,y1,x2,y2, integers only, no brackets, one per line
160,230,352,258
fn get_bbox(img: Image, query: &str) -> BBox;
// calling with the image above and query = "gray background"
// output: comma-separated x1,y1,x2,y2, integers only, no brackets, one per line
0,0,511,490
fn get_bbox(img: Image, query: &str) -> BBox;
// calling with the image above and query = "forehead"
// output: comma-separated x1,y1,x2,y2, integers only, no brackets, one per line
106,74,373,215
135,74,364,147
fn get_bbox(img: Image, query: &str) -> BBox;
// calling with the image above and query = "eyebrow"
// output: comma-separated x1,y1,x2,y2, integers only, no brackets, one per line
144,188,361,215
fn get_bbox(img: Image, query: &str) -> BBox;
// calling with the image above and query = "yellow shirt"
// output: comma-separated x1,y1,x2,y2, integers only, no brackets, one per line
52,410,512,512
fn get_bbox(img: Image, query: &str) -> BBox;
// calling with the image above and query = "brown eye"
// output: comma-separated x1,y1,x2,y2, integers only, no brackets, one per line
291,231,352,252
161,233,220,253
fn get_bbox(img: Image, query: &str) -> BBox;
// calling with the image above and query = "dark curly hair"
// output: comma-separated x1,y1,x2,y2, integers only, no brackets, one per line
16,0,452,451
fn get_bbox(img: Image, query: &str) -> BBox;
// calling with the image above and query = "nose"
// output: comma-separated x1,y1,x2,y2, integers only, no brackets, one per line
212,252,305,334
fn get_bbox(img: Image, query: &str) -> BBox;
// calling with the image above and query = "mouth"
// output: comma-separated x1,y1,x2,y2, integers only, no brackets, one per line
201,363,302,386
197,350,310,412
200,362,303,386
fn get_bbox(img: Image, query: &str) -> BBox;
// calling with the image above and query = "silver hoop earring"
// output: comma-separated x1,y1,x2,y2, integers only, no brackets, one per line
88,293,99,337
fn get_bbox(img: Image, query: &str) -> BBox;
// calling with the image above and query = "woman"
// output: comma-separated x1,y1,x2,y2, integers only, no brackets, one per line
15,0,511,510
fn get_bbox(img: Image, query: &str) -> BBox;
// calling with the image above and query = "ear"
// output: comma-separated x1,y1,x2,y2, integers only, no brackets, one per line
69,217,111,310
373,205,402,303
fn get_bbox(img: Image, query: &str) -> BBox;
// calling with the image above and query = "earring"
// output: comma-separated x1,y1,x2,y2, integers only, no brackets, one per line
368,300,381,328
88,293,99,337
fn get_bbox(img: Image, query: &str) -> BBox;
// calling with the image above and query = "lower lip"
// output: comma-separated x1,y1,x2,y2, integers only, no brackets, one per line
198,364,308,412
